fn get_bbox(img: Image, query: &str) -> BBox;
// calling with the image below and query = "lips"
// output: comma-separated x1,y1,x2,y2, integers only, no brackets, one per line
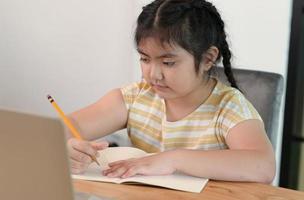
151,84,169,91
153,84,167,87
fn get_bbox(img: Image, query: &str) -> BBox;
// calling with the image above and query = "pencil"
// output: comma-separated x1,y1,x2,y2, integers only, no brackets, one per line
47,94,100,166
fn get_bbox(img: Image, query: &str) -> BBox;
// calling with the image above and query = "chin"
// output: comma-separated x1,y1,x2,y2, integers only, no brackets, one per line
155,92,176,100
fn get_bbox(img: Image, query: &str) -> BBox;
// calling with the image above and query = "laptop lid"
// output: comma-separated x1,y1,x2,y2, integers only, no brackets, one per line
0,109,74,200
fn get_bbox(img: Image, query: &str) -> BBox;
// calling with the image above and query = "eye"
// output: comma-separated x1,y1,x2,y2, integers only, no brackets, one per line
163,61,175,67
140,57,150,63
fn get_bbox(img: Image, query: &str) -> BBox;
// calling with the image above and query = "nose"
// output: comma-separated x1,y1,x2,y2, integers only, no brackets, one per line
150,64,163,81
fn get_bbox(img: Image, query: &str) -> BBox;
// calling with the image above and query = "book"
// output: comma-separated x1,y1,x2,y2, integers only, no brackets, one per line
72,147,208,193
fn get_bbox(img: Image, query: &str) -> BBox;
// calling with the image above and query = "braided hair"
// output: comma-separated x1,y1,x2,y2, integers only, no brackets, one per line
135,0,240,90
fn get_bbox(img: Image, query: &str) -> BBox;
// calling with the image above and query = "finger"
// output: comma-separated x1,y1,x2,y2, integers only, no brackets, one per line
70,158,90,170
71,167,86,174
106,166,128,178
91,141,109,151
103,163,125,175
70,139,97,157
69,149,92,164
108,160,127,167
121,166,139,178
91,141,109,157
108,158,136,167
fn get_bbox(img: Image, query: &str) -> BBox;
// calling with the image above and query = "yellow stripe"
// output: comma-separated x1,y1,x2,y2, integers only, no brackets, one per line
130,135,161,153
136,96,163,111
164,135,224,148
219,123,232,135
165,123,217,133
186,113,215,120
164,142,199,148
164,135,219,144
205,95,223,106
138,82,151,90
221,111,243,124
123,95,133,105
128,119,161,141
130,108,162,124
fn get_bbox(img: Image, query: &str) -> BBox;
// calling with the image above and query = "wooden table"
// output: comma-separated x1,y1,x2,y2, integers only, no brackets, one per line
74,179,304,200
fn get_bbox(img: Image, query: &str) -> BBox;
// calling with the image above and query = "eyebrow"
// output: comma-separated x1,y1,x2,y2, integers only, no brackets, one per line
137,48,178,58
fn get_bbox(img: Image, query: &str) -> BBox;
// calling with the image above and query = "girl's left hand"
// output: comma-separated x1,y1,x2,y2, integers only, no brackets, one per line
102,151,176,178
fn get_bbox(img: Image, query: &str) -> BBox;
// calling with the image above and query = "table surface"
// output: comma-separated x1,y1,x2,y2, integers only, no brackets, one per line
74,179,304,200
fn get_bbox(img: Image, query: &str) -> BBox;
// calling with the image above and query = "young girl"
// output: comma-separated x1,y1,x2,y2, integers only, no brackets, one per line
67,0,275,183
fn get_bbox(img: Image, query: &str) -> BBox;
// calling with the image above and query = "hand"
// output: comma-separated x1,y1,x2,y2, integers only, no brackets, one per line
67,138,109,174
102,151,176,178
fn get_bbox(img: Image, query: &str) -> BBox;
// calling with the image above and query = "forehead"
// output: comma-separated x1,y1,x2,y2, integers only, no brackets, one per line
138,37,183,55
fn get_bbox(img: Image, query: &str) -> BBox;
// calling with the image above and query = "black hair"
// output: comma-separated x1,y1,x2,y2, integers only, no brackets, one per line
135,0,240,90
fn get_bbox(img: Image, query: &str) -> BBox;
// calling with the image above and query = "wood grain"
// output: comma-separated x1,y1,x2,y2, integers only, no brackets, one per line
74,179,304,200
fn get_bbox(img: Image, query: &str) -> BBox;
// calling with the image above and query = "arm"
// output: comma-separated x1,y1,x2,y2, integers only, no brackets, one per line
170,120,276,183
66,88,128,140
103,119,276,183
66,89,128,174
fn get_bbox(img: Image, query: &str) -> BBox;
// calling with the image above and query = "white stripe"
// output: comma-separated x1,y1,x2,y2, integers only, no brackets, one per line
165,119,212,127
220,100,241,113
130,111,162,130
196,104,218,112
133,101,164,117
164,143,228,151
163,128,219,139
238,92,252,118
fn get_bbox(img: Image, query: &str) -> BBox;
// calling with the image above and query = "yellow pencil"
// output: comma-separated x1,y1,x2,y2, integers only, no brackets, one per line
47,94,100,166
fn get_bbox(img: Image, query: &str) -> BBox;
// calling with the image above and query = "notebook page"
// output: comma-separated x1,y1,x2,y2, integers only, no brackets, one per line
72,147,208,193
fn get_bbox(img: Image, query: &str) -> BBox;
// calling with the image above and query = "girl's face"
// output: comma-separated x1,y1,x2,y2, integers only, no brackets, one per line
138,37,208,100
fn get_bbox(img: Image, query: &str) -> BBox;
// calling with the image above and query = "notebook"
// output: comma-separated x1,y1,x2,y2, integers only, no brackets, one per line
73,147,209,193
0,109,104,200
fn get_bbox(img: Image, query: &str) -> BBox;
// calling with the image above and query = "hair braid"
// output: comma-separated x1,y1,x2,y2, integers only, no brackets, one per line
221,38,240,90
197,0,240,90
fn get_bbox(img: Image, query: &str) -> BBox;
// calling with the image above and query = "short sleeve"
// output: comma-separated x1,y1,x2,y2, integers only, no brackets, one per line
120,81,149,110
218,90,263,139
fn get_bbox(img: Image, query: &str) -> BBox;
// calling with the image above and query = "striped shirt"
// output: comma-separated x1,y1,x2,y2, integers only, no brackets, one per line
120,79,262,153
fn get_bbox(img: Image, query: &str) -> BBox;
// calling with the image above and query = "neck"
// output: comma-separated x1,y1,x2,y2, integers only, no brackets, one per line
165,78,216,121
166,78,215,107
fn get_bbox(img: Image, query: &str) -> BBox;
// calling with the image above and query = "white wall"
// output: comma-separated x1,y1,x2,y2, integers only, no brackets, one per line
0,0,292,185
0,0,137,116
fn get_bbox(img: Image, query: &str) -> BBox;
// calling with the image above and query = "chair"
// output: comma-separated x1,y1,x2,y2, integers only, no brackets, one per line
214,67,284,152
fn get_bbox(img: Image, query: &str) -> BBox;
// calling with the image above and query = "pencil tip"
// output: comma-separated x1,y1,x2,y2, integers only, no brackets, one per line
92,157,101,166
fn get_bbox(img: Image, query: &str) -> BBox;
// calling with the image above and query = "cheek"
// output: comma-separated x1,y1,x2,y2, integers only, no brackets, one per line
141,65,149,78
167,71,200,91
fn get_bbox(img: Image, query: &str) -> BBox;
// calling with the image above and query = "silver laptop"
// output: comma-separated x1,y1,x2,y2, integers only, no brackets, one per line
0,109,105,200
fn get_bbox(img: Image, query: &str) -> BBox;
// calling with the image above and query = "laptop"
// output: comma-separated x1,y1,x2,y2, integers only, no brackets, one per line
0,109,104,200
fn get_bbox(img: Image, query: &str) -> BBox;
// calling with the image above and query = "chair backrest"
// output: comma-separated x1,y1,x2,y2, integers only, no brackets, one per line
215,67,284,151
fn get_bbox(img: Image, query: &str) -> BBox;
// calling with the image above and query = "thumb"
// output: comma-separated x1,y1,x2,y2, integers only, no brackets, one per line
91,141,109,151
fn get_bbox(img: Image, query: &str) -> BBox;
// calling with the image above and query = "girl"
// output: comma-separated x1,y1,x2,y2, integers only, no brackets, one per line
67,0,275,183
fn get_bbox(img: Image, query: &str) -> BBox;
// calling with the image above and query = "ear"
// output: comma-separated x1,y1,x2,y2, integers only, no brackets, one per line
201,46,219,71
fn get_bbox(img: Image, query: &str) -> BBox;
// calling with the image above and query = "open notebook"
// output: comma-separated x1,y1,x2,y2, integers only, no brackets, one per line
72,147,208,193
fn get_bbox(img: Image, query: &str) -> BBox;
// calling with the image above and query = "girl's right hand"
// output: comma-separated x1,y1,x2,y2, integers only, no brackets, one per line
67,138,109,174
